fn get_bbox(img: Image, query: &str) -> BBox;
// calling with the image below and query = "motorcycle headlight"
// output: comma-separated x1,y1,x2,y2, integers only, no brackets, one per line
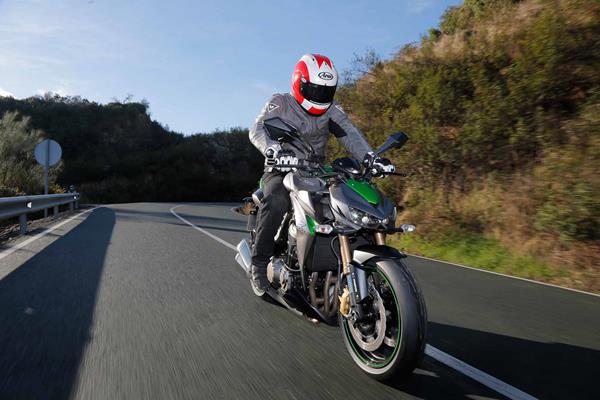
348,207,388,228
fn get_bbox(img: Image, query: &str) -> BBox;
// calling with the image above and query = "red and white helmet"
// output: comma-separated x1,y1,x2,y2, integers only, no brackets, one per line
291,54,338,115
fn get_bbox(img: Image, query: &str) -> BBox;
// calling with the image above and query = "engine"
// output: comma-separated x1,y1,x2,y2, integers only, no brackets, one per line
267,258,292,291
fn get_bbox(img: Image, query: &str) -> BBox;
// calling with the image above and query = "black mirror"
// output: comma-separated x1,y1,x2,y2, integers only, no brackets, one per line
375,132,409,155
332,157,362,176
263,117,300,143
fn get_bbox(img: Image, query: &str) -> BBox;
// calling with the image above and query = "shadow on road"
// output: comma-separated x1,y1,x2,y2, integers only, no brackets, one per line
399,321,600,400
0,207,115,399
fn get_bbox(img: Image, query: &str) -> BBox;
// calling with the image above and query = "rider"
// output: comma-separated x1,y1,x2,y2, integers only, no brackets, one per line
248,53,395,292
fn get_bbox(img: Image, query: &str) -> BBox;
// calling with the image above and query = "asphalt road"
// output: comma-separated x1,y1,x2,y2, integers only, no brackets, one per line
1,203,598,400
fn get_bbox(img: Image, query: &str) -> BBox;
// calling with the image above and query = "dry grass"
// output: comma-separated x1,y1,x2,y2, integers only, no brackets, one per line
396,165,600,292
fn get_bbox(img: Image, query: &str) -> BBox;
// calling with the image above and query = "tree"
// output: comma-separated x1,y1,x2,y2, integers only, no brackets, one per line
0,112,52,195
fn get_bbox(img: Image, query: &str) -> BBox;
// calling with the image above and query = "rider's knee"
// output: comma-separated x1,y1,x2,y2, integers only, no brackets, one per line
264,192,288,214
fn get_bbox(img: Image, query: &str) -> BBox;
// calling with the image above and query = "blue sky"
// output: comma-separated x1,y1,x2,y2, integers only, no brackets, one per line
0,0,461,134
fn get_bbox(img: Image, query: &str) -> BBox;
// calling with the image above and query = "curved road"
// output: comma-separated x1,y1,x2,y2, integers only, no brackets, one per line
1,203,598,399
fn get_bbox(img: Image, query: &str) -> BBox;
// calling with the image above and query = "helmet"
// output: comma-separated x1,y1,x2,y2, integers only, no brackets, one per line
291,54,338,115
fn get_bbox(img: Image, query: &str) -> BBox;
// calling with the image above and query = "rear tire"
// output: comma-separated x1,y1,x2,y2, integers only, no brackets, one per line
340,259,427,381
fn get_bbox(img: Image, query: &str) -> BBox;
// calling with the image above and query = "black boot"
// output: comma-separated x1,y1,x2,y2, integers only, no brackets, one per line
250,264,269,295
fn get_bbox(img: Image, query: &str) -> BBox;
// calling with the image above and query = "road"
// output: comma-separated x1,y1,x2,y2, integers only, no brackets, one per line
1,203,598,400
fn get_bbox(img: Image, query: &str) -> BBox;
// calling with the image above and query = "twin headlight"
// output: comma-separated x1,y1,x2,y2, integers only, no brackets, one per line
348,207,391,228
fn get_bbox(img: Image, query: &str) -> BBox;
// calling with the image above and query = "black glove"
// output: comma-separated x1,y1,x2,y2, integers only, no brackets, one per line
363,152,395,177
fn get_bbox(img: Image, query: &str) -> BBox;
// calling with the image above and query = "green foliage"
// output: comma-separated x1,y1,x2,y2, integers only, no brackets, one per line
0,112,50,194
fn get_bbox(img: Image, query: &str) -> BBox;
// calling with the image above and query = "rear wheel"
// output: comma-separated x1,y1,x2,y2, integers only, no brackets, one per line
340,259,427,381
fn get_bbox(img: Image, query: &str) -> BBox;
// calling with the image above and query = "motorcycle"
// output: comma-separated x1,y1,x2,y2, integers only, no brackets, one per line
234,117,427,381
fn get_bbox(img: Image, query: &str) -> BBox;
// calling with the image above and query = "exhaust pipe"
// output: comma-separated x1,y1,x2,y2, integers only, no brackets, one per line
235,239,252,276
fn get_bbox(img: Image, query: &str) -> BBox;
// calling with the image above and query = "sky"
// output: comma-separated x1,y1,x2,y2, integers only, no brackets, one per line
0,0,461,134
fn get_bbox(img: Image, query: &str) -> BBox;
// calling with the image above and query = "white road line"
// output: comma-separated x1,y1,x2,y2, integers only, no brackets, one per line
409,253,600,298
425,345,537,400
0,206,101,262
170,205,237,251
171,204,539,400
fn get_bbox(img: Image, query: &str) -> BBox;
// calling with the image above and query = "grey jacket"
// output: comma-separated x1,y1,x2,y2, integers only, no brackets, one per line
249,93,372,163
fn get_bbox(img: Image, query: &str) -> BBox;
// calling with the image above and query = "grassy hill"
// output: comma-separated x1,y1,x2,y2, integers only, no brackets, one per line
333,0,599,291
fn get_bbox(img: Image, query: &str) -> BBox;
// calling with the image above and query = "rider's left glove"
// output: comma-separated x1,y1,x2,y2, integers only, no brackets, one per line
364,152,395,177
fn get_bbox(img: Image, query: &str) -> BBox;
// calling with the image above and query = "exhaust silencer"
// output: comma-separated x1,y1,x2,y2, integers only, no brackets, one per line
235,239,252,276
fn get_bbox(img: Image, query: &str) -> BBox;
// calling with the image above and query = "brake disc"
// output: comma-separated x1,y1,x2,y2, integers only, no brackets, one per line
347,288,387,352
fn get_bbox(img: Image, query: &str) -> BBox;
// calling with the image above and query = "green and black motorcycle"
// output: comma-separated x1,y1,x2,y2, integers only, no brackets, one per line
235,117,427,381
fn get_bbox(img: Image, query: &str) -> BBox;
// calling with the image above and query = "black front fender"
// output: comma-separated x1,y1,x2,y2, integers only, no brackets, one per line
352,244,407,265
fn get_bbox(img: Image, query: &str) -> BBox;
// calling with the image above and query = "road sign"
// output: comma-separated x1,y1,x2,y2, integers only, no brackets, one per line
34,139,62,167
34,139,62,217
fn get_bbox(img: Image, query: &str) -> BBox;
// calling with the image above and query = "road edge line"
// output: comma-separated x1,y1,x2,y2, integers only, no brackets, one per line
171,204,539,400
169,205,237,251
0,206,101,262
408,254,599,298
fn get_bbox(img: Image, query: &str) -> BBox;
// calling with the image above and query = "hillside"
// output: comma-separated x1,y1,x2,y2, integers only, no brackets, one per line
333,0,599,291
0,95,263,203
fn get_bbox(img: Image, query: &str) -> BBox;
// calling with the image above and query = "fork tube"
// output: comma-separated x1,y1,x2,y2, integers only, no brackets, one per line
374,232,386,246
339,234,352,274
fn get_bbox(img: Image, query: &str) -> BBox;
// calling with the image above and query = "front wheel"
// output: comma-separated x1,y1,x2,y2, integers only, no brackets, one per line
340,259,427,381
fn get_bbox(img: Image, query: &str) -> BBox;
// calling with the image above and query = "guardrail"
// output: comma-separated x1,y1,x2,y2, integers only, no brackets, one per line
0,193,80,234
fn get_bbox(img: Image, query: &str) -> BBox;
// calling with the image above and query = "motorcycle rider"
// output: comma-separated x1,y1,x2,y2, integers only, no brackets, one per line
248,53,395,293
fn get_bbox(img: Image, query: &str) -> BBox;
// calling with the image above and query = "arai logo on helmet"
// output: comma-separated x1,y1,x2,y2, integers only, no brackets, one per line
318,72,334,80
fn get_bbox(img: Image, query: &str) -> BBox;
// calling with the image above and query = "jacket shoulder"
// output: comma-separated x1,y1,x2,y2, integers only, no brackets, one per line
268,92,287,105
328,101,348,118
261,93,289,114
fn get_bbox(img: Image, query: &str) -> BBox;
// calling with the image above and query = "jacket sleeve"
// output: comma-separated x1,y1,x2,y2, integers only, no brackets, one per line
249,94,285,155
328,102,373,160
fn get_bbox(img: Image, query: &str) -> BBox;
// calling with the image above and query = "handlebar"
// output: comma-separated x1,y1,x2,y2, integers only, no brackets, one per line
272,161,409,180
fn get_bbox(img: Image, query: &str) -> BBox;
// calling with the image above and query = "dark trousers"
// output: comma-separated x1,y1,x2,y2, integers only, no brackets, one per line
251,171,290,268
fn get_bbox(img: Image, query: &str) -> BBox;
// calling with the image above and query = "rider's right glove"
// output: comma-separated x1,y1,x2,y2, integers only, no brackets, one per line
265,145,298,172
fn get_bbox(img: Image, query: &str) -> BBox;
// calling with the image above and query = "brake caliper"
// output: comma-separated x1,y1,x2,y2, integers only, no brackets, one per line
339,287,351,317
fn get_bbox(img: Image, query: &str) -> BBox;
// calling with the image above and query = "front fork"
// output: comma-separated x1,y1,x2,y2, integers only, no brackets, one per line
338,233,386,318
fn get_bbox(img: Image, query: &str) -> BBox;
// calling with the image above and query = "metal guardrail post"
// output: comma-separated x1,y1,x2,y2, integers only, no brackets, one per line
53,206,59,218
19,214,27,234
69,202,74,212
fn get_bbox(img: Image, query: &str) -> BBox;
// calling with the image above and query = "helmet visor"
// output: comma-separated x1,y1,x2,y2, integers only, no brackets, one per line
300,80,336,104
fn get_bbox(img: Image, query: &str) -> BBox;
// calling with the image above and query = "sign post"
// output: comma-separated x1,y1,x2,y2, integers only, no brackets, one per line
34,139,62,217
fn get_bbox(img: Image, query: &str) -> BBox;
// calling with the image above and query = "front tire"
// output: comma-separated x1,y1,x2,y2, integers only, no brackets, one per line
340,259,427,381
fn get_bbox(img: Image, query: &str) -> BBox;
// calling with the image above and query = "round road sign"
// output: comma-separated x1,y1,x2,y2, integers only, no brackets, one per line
34,139,62,167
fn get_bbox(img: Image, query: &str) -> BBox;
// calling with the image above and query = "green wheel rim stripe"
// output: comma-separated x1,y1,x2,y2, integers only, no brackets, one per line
343,269,401,369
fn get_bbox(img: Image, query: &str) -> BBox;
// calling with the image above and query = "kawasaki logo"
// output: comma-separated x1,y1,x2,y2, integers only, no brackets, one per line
318,72,334,80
